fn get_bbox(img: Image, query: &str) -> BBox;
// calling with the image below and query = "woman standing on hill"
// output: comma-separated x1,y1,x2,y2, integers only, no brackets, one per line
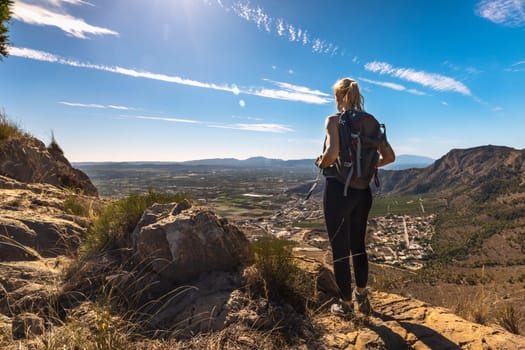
315,77,395,317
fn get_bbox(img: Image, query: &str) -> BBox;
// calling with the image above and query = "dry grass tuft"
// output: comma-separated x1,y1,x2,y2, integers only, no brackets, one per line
453,287,490,325
0,109,26,143
248,236,317,313
496,303,521,335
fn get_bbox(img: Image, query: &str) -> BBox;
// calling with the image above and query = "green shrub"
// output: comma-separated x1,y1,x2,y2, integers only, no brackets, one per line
63,195,90,217
251,236,295,291
83,190,188,254
250,236,315,312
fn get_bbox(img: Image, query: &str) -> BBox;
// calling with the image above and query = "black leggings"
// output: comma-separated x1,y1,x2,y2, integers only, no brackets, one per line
323,178,372,301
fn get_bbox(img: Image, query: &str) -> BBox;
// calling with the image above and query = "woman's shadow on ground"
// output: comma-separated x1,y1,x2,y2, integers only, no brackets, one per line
366,312,461,349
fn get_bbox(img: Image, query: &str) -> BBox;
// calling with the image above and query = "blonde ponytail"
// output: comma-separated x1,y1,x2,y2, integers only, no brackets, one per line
333,78,364,112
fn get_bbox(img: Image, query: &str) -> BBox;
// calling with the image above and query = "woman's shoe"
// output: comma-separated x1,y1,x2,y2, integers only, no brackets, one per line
330,299,354,318
353,289,372,315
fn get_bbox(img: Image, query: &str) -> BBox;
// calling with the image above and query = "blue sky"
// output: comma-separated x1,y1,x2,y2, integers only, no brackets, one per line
1,0,524,162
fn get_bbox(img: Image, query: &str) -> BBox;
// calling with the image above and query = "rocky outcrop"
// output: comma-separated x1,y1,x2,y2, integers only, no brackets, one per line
132,200,250,283
315,290,525,349
0,175,92,261
0,136,97,197
127,201,251,334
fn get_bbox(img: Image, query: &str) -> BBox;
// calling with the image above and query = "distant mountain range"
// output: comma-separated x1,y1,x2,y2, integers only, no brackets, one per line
382,155,434,170
74,146,525,200
73,154,434,171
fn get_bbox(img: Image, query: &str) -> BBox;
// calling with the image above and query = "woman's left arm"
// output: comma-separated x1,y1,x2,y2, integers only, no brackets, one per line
377,141,395,167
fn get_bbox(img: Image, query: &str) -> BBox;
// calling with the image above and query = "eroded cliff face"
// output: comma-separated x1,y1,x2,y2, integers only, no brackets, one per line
0,136,97,197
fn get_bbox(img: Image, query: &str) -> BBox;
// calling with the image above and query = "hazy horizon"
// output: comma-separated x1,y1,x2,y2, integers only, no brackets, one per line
1,0,524,162
70,153,439,163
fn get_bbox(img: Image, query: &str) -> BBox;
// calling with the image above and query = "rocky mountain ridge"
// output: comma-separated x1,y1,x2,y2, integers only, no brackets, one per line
73,153,434,171
379,145,525,196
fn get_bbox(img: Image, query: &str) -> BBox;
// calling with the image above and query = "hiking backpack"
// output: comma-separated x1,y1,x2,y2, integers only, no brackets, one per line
325,110,386,196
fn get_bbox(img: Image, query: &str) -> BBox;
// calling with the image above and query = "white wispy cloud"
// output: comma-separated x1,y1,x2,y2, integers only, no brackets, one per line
231,115,263,121
60,101,135,110
209,123,294,133
506,60,525,72
135,116,203,124
8,46,58,61
263,79,331,97
364,61,471,96
10,46,331,105
443,61,460,71
46,0,94,6
475,0,525,27
12,0,118,39
250,88,329,104
136,115,293,133
359,78,405,91
233,1,272,33
256,79,332,104
8,46,234,91
407,89,427,96
224,0,337,55
359,77,427,96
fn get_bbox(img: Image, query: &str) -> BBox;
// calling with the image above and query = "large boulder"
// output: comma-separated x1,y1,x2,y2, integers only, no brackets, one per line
125,201,251,334
132,200,250,283
0,136,97,197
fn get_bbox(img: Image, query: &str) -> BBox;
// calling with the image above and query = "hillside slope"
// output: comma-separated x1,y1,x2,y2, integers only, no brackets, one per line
379,145,525,198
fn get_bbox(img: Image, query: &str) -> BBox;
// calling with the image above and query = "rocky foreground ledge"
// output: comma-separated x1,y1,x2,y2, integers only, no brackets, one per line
1,257,524,349
314,290,525,349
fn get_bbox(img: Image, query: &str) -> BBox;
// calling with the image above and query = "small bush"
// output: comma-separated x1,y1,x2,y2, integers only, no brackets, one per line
63,195,91,217
453,281,490,326
251,236,296,294
249,236,315,312
496,304,521,335
83,190,189,254
0,109,24,143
